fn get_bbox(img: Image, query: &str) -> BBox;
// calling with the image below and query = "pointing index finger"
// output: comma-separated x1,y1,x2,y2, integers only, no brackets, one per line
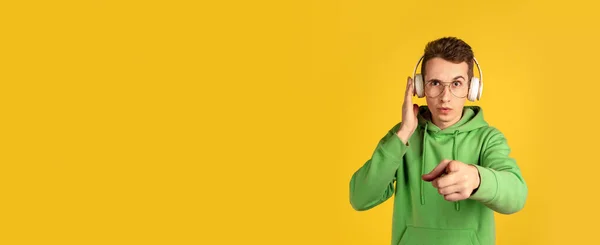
422,159,452,182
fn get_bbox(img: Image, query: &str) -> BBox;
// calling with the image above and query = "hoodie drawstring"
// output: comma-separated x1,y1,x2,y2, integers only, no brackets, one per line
452,130,460,211
420,123,428,205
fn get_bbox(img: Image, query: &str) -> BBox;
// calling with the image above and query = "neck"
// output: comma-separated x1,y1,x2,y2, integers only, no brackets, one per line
432,116,461,130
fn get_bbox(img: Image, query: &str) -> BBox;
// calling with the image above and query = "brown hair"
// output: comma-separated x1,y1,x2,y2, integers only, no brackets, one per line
421,37,474,80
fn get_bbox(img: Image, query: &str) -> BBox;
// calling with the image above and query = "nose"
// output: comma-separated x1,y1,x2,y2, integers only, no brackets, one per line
440,85,451,102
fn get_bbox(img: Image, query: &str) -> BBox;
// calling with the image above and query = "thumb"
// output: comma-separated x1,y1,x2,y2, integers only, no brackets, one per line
422,159,451,182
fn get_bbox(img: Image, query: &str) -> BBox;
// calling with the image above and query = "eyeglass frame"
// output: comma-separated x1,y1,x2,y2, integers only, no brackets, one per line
424,80,469,98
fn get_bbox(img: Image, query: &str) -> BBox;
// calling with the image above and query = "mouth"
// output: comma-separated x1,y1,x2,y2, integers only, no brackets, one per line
438,107,452,114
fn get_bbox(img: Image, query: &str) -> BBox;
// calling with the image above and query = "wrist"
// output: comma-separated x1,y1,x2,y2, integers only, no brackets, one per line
396,127,412,145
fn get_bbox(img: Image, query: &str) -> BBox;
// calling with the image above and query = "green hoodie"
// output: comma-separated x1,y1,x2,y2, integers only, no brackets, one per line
349,106,527,245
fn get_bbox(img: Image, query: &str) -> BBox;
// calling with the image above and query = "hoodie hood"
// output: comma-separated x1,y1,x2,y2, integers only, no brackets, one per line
417,105,488,134
416,106,488,211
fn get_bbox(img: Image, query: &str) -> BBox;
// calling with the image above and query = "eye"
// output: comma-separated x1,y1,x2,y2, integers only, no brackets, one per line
452,81,462,87
430,81,440,86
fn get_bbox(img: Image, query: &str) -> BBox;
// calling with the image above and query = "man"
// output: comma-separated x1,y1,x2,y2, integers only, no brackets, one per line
349,37,527,245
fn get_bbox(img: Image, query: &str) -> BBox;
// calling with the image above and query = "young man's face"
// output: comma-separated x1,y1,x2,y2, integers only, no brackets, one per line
423,57,469,129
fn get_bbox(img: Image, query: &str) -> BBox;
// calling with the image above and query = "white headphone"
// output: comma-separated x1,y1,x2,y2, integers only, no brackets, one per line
412,56,483,101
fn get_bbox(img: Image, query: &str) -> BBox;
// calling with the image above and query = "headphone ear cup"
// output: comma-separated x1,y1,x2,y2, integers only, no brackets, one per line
468,77,480,101
477,78,483,100
414,74,425,98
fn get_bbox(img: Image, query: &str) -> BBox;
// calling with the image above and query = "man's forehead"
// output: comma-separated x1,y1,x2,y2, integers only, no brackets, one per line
424,59,468,79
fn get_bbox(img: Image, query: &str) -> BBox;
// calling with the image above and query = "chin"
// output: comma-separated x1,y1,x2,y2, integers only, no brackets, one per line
434,114,456,123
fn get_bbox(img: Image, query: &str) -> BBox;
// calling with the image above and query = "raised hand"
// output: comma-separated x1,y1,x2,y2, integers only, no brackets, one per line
396,77,419,144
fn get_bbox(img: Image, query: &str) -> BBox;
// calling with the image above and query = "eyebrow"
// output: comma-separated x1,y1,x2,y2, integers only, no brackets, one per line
427,76,466,83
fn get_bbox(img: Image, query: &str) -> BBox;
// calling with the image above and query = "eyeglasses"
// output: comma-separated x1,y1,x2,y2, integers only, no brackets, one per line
425,81,469,98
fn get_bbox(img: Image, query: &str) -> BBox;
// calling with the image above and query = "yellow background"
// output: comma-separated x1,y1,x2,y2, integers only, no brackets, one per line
0,0,596,244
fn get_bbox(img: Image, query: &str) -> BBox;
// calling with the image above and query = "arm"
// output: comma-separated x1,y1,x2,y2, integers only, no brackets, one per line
349,76,419,211
469,128,528,214
349,124,409,211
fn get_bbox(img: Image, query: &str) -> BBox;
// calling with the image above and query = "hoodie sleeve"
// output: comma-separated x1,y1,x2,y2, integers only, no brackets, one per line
349,123,408,211
469,128,528,214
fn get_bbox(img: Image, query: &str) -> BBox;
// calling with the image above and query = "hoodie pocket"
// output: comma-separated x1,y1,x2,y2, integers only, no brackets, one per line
398,225,481,245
